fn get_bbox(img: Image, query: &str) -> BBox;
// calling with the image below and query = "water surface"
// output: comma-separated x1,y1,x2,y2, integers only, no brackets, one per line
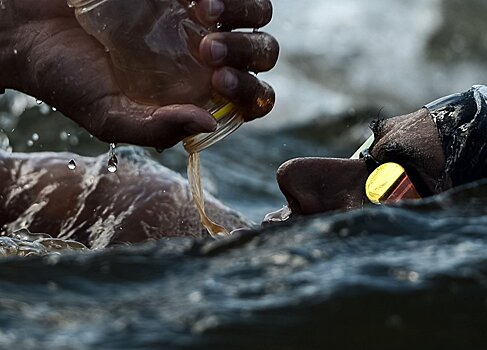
1,0,487,348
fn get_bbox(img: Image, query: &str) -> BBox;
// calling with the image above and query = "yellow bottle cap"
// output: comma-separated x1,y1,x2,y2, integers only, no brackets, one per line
212,102,236,121
365,162,406,204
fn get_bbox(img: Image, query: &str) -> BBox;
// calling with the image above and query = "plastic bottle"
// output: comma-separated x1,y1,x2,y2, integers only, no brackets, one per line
67,0,243,152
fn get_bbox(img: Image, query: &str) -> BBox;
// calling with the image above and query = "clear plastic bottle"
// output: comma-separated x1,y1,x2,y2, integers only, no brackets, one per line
67,0,243,152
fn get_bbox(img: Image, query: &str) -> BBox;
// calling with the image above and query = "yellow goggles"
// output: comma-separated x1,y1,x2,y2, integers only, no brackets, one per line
365,162,421,204
351,135,421,205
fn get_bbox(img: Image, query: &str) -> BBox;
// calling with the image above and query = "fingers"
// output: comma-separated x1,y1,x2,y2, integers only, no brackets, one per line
195,1,278,121
195,0,273,29
199,32,279,72
211,67,275,121
84,96,217,149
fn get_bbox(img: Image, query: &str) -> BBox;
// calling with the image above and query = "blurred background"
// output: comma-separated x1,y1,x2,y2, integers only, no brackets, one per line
1,0,487,221
3,2,487,348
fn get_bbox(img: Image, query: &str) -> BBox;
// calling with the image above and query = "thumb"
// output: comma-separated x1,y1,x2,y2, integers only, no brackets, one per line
80,95,217,150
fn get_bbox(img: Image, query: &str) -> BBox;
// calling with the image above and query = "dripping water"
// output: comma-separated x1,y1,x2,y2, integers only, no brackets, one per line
107,143,118,173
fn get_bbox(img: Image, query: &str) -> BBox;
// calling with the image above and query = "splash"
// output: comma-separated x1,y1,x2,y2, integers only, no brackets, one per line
262,206,292,225
0,229,87,257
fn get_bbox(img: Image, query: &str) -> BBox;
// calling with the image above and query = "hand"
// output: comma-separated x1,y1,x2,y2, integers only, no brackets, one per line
195,0,279,121
3,0,279,150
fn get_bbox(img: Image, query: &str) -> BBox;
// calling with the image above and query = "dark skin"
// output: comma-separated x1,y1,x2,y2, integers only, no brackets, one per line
0,2,449,239
276,108,448,215
0,0,279,150
0,110,447,245
0,150,249,248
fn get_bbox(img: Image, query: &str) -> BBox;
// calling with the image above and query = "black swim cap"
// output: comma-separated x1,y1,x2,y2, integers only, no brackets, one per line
425,85,487,187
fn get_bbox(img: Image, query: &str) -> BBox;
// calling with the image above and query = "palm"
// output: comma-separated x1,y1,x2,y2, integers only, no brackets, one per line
18,1,131,118
11,0,278,149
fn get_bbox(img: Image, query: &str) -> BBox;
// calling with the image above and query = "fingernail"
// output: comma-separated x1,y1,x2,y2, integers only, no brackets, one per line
207,0,224,20
223,70,238,91
210,40,227,63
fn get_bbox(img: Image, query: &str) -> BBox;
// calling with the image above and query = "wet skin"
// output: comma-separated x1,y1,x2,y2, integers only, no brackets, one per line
0,0,279,150
276,108,447,216
0,109,446,246
0,149,248,248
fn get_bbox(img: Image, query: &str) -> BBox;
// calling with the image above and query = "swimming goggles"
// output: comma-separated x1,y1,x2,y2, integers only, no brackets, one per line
351,135,421,204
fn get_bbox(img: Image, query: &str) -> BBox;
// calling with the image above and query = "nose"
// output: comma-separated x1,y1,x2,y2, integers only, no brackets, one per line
276,157,369,215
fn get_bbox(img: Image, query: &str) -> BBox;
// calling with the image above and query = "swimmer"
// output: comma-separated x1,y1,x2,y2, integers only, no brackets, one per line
270,85,487,221
0,0,278,149
1,86,486,247
2,2,484,245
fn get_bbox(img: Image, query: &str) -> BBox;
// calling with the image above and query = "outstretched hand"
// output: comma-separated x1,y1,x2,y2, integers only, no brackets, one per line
3,0,279,150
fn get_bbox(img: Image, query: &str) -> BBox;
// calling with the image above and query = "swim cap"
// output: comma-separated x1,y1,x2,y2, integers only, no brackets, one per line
426,85,487,187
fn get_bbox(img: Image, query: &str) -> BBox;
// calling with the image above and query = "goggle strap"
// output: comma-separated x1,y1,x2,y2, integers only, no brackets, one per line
350,135,375,159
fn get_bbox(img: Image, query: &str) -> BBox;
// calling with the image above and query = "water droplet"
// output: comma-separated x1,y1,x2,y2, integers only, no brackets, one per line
216,22,223,29
107,143,118,173
67,159,76,170
107,155,118,173
60,131,68,141
68,134,79,146
51,107,57,112
39,103,50,115
188,0,196,9
31,133,39,141
36,99,43,105
13,49,17,55
26,140,34,147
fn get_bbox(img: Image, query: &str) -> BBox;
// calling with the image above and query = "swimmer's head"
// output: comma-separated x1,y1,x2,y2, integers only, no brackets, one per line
270,86,487,222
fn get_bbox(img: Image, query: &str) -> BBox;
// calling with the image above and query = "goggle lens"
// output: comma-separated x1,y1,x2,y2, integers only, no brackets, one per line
365,162,421,204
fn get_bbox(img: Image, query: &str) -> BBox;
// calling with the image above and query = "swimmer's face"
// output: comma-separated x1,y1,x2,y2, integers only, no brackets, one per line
275,108,447,217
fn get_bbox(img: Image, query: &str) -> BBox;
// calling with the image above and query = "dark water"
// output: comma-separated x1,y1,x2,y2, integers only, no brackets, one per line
2,0,487,348
1,181,487,349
